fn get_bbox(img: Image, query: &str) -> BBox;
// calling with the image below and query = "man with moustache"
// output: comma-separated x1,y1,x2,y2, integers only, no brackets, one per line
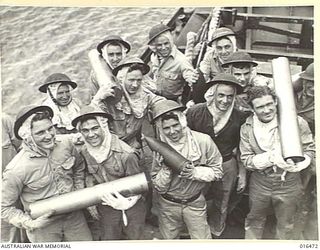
1,105,92,242
148,24,199,103
186,73,248,237
151,99,223,239
239,86,315,239
72,105,146,240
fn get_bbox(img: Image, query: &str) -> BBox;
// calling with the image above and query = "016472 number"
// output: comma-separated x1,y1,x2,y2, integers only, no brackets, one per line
300,244,318,249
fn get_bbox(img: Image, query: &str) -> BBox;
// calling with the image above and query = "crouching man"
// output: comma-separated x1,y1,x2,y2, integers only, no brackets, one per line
239,86,315,239
150,99,223,239
1,105,92,242
71,105,146,240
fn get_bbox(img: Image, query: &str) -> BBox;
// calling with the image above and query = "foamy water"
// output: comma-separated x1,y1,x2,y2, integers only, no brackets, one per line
0,6,176,115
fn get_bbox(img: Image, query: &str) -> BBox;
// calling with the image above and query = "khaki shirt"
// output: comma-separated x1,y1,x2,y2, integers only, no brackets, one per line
1,135,85,225
151,130,223,200
150,46,195,100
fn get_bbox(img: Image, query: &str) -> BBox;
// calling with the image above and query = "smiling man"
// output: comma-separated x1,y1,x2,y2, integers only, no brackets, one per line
151,99,223,239
148,24,199,102
199,27,237,82
90,35,131,96
186,73,248,237
39,73,81,134
72,105,146,240
91,57,164,150
1,105,92,242
222,51,273,113
239,86,315,239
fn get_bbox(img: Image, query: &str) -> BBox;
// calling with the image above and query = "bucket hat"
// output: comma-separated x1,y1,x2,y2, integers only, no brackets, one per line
39,73,77,93
14,105,54,140
207,73,243,93
112,57,150,76
151,99,185,122
208,27,235,47
97,35,131,54
300,63,314,81
71,105,113,128
221,51,258,67
148,24,172,44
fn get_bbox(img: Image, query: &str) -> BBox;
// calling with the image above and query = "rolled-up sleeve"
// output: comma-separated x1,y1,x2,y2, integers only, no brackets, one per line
150,154,172,194
194,136,223,181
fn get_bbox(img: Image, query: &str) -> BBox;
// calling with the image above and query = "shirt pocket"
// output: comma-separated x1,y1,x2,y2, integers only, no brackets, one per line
162,71,179,81
27,175,51,190
103,155,126,178
60,156,75,170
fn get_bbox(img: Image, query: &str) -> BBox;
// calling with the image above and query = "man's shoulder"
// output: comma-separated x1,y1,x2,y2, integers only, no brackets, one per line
110,134,135,155
232,108,251,122
187,103,207,115
240,114,254,130
190,130,212,141
3,149,32,177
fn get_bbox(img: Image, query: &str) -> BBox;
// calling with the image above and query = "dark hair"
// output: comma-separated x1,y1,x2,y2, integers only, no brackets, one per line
247,86,277,107
127,63,145,74
160,112,179,123
30,111,52,128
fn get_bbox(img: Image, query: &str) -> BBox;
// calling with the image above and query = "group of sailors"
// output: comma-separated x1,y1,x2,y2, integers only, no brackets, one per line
1,22,316,242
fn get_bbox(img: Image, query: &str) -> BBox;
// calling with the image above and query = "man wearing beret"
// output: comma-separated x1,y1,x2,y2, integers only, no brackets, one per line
147,23,199,103
1,105,92,242
186,73,248,237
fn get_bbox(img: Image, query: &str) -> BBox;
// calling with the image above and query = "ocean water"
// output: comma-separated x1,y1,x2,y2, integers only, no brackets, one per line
0,6,177,115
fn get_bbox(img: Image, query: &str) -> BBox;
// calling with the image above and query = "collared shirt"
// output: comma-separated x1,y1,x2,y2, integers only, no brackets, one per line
1,135,85,225
199,49,224,82
186,103,249,161
151,130,222,200
80,134,141,186
150,46,195,100
239,115,315,171
91,88,164,147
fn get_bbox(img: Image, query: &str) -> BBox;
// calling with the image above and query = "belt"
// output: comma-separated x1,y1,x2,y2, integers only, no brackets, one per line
161,192,201,204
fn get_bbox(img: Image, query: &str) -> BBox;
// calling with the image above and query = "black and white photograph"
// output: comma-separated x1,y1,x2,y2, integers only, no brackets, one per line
0,3,316,247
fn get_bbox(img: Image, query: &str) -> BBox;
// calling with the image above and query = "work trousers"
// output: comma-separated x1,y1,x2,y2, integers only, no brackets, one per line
97,198,146,240
206,157,238,236
158,193,211,239
27,210,92,242
1,219,22,243
245,171,302,240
